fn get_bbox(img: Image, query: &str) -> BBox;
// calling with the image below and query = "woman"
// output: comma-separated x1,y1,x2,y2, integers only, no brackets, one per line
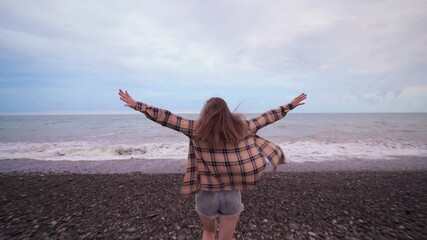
119,89,307,240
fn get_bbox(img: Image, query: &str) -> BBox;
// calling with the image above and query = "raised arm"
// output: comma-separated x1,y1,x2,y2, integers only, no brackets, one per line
248,93,307,133
119,89,194,137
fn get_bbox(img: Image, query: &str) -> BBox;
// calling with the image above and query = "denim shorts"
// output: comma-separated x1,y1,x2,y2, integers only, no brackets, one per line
195,190,244,219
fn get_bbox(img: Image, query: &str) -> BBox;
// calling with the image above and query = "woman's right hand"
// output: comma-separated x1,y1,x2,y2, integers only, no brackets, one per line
291,93,307,108
118,89,137,109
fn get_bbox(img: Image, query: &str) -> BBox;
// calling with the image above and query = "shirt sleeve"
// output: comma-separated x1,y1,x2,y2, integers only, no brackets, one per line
247,103,294,133
134,101,194,137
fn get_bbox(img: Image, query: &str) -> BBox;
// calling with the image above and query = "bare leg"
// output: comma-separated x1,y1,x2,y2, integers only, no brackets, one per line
198,214,217,240
218,215,240,240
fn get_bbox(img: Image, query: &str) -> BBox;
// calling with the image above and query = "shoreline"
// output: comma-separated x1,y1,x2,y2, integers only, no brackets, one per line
0,156,426,174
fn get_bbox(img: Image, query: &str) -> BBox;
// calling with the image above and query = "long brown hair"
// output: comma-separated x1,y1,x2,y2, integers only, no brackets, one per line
195,97,248,146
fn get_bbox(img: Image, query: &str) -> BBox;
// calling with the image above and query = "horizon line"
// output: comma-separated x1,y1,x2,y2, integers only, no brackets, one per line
0,111,426,116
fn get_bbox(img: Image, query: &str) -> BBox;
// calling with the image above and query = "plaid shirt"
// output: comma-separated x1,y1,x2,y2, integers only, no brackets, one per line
134,102,294,195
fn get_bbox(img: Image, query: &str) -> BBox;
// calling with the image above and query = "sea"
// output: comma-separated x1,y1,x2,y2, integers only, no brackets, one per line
1,113,427,162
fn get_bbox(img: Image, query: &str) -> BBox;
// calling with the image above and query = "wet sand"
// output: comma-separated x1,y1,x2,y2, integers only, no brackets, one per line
1,156,426,174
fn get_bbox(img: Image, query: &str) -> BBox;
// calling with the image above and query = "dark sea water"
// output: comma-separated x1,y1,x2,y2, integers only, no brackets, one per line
1,113,426,162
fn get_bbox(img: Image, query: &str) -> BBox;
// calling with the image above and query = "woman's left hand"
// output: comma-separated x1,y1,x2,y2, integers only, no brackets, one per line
291,93,307,108
118,89,137,109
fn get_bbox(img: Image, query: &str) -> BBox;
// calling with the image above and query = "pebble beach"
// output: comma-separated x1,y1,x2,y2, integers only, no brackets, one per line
1,158,426,239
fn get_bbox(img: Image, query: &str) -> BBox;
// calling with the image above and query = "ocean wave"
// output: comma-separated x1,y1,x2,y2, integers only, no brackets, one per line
277,140,427,162
1,139,427,162
0,141,189,161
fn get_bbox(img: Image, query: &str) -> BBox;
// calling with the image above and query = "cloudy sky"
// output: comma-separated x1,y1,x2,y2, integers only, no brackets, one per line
1,0,426,114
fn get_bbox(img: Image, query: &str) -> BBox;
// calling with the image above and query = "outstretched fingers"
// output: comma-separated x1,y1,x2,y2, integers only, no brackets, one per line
118,89,126,98
297,93,307,101
118,90,128,102
292,93,307,107
118,89,136,107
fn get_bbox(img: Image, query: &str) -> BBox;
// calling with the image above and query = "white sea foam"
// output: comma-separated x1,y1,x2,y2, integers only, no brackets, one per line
1,113,427,162
1,139,426,162
0,141,188,161
278,140,427,162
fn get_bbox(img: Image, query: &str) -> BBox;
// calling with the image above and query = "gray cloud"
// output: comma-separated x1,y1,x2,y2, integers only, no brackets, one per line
0,0,426,113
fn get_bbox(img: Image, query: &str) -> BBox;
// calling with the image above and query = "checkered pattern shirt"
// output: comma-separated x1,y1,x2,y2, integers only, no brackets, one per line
134,101,294,195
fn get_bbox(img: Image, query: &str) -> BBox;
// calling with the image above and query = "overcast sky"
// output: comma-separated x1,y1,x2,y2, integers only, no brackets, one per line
1,0,426,114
